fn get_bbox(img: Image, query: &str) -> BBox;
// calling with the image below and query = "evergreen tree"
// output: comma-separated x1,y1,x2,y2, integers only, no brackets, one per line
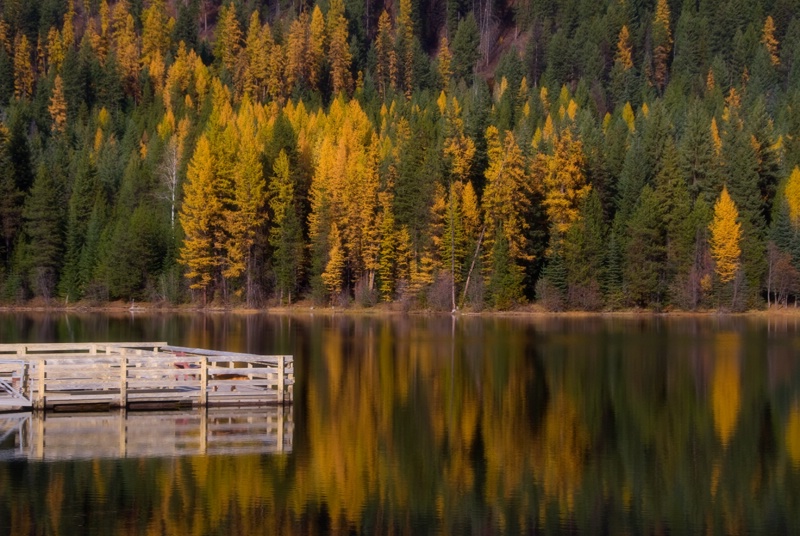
20,161,64,300
269,150,303,304
624,185,666,307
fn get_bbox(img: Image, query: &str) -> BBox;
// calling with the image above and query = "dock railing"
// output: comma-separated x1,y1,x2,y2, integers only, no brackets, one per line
0,343,294,410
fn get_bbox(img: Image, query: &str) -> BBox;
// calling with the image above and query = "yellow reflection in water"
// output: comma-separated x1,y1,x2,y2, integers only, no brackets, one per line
786,402,800,467
712,333,741,447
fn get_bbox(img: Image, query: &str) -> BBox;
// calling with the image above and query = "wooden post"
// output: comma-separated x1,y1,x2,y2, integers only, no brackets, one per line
22,363,30,400
120,348,128,408
90,344,97,355
200,357,208,406
37,359,46,410
278,356,285,405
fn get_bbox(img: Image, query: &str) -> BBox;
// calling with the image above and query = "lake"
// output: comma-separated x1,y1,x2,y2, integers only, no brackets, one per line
1,312,800,534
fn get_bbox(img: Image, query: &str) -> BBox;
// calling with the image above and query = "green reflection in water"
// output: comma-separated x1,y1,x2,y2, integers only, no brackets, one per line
1,313,800,534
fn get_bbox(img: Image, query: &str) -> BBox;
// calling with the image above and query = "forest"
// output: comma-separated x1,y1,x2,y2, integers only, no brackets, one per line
0,0,799,311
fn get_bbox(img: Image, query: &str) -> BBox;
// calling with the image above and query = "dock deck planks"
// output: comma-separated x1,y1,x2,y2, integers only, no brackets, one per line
0,342,294,410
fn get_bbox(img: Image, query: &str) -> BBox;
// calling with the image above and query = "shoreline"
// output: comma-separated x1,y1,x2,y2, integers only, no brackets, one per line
1,301,800,317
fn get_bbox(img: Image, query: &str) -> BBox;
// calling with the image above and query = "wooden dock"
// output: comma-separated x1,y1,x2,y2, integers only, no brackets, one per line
0,407,293,460
0,343,294,411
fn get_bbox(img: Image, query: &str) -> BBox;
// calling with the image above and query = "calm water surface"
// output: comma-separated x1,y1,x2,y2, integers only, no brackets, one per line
1,312,800,534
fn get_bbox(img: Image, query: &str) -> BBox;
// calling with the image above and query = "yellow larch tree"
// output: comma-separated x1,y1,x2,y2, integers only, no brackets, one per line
214,2,242,74
322,223,345,296
285,11,310,94
13,33,34,100
482,126,532,263
265,26,285,104
709,186,742,283
784,167,800,225
141,0,173,69
111,0,140,98
438,35,452,90
761,15,779,66
398,0,415,98
615,25,633,70
651,0,672,92
46,27,65,72
222,98,268,304
309,5,326,91
48,74,67,134
375,10,397,98
62,0,75,50
327,0,353,96
179,135,223,301
535,128,590,237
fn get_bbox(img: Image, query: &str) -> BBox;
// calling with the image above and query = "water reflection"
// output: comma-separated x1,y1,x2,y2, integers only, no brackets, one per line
0,408,292,461
0,313,800,534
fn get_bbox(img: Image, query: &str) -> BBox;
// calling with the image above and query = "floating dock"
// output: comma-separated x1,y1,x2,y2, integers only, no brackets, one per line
0,343,294,411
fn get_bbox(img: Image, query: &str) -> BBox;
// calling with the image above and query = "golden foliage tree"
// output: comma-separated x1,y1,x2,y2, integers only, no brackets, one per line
141,0,173,67
309,6,326,91
784,167,800,226
482,126,532,263
111,0,141,98
709,186,742,283
615,25,633,70
221,99,268,304
179,135,223,300
761,15,779,66
13,33,34,100
322,223,345,296
375,10,397,98
438,35,452,90
285,11,310,93
651,0,672,92
327,0,353,96
48,74,67,134
535,128,590,237
398,0,415,99
214,2,242,74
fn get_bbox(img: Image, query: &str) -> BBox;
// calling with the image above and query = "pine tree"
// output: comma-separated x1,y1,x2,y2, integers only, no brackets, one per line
269,150,303,304
625,185,666,307
0,124,22,266
21,163,64,299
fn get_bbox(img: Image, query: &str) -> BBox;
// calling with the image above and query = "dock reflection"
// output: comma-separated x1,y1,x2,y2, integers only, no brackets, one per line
0,407,293,460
